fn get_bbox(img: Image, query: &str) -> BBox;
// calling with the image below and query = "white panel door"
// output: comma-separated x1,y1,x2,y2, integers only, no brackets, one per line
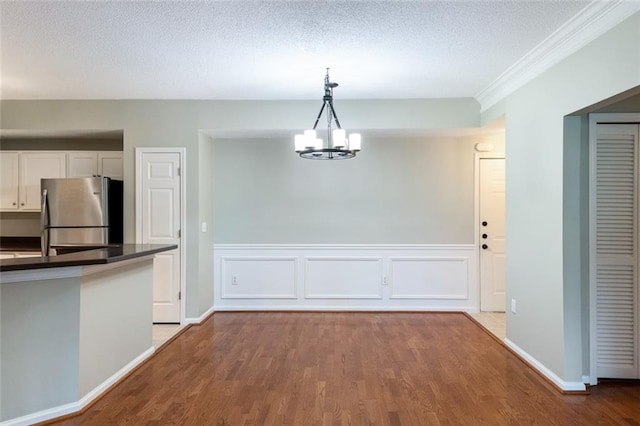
0,152,19,210
20,152,66,210
140,152,181,323
479,158,506,312
594,124,639,379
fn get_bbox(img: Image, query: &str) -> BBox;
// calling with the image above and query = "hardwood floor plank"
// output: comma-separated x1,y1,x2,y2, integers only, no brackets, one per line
46,312,640,425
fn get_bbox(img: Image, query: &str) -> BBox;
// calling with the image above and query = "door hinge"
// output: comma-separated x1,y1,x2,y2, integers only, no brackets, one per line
177,229,181,238
177,167,181,176
178,291,181,300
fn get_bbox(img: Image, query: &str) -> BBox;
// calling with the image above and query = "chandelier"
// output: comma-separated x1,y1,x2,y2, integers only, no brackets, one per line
294,68,361,160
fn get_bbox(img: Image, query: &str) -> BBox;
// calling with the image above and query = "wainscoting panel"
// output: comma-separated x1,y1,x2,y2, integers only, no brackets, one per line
304,257,383,299
389,257,469,299
220,257,297,299
213,245,478,311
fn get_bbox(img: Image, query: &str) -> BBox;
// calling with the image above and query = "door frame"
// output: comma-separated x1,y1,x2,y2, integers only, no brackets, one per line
474,152,506,312
135,147,187,325
588,113,640,385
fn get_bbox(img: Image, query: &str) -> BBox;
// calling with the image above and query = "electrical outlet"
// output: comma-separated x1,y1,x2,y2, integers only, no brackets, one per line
382,276,389,286
201,222,207,233
511,299,517,314
231,275,238,285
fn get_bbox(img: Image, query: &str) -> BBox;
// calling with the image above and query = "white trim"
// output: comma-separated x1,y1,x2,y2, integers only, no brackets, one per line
476,1,640,112
588,114,598,386
504,338,587,392
135,147,187,325
1,347,155,426
214,244,475,251
474,153,505,312
184,305,215,324
213,306,473,312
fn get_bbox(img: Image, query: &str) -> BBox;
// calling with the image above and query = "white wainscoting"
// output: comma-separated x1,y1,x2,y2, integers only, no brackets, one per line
305,257,383,299
389,257,469,299
213,245,478,311
220,257,297,299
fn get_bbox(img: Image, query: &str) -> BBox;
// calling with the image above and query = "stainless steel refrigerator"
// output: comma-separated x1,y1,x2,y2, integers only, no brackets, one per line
40,177,123,255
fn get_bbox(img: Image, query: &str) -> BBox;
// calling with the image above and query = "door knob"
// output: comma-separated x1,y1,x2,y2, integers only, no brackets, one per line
482,244,488,250
12,202,16,206
482,221,488,226
482,234,488,239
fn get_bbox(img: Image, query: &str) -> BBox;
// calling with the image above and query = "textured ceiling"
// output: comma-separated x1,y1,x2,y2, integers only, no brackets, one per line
1,0,590,100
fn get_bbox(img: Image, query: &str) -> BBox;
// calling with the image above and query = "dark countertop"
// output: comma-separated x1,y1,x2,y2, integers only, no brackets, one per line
0,237,41,252
0,244,177,272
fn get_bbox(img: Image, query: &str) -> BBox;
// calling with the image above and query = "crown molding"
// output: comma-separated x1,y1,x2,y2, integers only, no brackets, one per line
476,1,640,113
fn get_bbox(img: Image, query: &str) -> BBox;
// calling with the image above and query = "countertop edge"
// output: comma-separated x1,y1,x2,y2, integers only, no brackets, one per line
0,244,177,273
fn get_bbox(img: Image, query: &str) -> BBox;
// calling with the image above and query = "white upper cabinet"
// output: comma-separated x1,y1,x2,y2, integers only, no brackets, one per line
67,151,99,177
0,152,20,210
67,151,123,179
20,152,67,210
98,152,123,179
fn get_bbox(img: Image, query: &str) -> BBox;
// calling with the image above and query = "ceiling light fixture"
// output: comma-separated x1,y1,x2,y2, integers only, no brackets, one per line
294,68,361,160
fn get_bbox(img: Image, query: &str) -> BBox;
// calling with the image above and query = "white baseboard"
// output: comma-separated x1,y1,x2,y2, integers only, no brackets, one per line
1,346,155,426
214,306,474,312
504,338,586,392
184,305,215,324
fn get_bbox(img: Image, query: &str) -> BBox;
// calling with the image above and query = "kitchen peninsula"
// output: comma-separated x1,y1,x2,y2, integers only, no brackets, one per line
0,244,177,425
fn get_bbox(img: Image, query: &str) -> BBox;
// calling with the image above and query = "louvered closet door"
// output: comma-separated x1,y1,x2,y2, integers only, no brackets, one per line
595,124,639,379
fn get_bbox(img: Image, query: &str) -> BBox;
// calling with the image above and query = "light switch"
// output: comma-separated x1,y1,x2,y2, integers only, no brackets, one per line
201,222,207,233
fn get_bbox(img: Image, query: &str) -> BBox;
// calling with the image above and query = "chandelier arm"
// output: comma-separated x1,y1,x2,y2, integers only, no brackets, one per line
327,100,342,129
311,102,327,130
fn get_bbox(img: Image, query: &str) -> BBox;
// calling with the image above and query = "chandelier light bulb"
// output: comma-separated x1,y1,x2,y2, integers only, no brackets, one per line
294,134,306,152
348,133,361,151
332,129,346,148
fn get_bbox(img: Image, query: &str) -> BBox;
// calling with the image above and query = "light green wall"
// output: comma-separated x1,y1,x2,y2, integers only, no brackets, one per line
213,134,503,244
1,278,81,421
198,133,214,313
0,98,480,317
492,12,640,381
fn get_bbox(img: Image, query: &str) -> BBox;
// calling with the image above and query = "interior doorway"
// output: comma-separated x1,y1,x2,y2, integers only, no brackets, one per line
478,155,506,312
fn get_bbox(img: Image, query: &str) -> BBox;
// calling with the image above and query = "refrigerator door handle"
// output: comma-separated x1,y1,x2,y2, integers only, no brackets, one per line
41,189,50,256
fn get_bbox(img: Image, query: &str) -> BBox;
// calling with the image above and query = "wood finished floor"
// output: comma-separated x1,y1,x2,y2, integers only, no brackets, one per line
52,313,640,425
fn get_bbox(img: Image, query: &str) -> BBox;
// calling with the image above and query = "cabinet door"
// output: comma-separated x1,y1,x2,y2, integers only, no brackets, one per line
0,152,20,210
98,152,123,179
67,152,98,177
20,152,67,211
